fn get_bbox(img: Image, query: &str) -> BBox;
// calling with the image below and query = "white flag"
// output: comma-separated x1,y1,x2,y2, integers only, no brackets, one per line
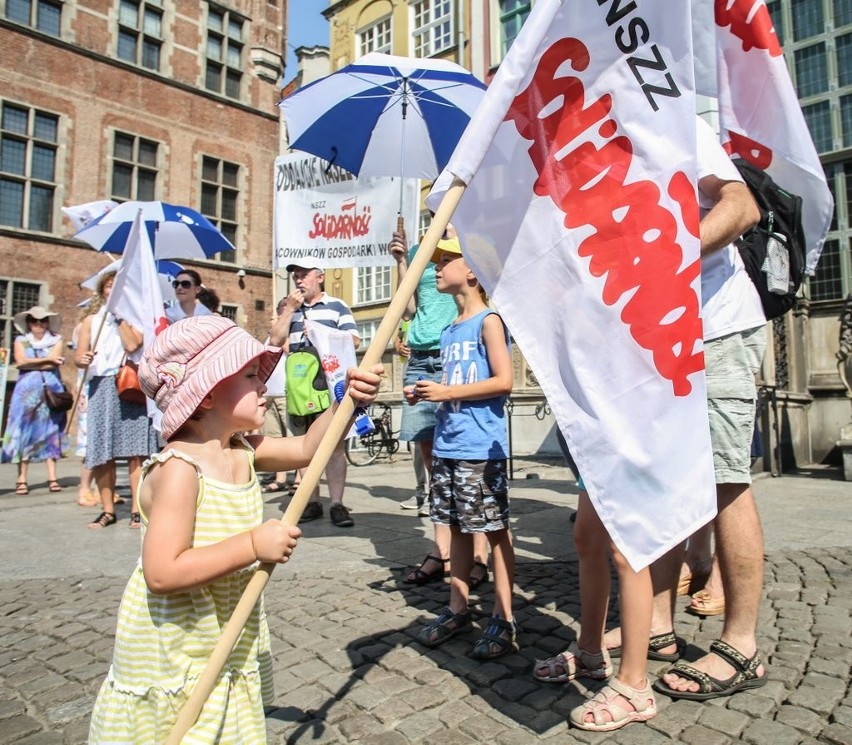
428,0,716,570
105,210,168,422
694,0,833,273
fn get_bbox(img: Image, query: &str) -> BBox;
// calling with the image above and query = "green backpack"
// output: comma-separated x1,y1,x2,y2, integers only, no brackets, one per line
285,346,330,416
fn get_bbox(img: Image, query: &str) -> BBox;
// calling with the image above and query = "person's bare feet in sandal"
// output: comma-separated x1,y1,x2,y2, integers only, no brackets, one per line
687,561,725,616
603,627,680,660
403,554,450,585
659,640,764,696
570,675,657,731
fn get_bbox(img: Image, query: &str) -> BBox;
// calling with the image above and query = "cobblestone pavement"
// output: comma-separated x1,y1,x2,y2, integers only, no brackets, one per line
1,549,850,743
0,456,850,743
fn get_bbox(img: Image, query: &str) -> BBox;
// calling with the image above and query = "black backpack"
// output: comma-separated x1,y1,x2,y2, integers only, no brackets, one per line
733,159,806,320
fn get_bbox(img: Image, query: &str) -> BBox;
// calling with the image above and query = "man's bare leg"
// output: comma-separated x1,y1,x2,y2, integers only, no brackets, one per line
661,483,765,692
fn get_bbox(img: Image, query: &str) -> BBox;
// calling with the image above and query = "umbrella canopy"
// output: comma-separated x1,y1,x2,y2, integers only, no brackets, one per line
80,258,184,303
279,53,486,182
73,201,235,260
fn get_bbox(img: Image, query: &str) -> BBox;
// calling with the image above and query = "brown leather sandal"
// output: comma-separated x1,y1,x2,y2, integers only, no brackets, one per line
404,554,449,585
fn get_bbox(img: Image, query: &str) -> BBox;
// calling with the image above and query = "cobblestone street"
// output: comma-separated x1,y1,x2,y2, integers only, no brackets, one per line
0,456,850,743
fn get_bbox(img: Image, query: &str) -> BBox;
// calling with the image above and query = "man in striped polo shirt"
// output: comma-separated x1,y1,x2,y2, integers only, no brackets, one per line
270,262,360,527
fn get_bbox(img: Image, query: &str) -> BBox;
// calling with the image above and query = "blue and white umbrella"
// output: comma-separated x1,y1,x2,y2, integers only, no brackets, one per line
278,53,487,185
73,200,235,260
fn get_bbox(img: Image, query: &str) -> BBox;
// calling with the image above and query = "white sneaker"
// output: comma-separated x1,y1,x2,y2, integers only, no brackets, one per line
400,488,426,511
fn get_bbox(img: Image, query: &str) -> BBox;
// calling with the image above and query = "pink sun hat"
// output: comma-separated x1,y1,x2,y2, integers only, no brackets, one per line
139,316,282,440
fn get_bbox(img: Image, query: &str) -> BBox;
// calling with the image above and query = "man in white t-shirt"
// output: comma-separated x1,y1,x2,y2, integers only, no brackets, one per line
650,117,767,700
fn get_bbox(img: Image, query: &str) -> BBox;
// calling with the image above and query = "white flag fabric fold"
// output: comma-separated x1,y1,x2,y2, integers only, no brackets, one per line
428,0,716,570
105,209,168,424
693,0,833,273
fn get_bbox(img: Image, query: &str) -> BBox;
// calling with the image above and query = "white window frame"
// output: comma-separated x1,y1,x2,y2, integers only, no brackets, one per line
412,0,453,57
355,266,392,306
358,15,392,56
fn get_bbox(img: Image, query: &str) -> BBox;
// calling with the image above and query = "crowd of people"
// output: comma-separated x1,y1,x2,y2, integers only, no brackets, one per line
3,116,772,737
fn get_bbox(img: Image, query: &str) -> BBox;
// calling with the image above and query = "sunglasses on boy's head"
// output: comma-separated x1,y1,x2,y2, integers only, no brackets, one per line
172,280,194,289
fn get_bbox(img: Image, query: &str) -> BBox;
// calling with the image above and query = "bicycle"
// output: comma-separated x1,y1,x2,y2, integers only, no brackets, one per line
344,402,401,466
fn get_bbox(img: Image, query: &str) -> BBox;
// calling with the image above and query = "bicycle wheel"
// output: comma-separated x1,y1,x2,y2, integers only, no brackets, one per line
345,431,382,466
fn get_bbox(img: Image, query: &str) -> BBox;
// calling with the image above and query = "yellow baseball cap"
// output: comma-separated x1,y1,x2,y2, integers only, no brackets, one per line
431,237,462,264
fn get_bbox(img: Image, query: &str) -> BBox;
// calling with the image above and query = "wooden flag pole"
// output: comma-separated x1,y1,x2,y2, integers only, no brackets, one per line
64,313,107,435
166,178,467,743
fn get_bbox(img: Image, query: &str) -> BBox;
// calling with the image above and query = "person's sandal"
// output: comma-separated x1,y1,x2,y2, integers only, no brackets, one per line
652,639,766,701
609,631,686,662
15,481,28,495
48,480,62,493
533,640,613,683
470,616,517,659
404,554,449,585
262,481,286,493
89,511,117,529
570,677,657,731
129,512,141,529
468,560,489,590
418,607,472,648
686,589,726,617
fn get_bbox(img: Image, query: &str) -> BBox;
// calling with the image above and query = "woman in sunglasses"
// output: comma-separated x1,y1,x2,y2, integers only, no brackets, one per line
165,270,214,324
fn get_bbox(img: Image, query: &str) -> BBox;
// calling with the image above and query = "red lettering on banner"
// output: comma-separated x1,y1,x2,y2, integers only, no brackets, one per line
715,0,782,57
308,204,372,240
722,131,773,170
505,37,703,396
322,354,341,373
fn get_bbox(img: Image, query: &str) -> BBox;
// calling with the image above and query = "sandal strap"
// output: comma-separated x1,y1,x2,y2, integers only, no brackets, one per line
709,640,760,676
91,511,116,527
664,661,720,694
477,616,515,642
424,554,449,565
606,677,655,713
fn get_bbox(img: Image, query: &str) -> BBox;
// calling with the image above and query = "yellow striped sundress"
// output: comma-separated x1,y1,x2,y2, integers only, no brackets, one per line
88,439,273,744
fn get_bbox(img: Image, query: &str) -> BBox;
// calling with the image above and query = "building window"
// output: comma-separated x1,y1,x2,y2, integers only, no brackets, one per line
201,156,239,263
356,318,382,348
0,102,58,232
356,266,391,306
219,303,238,322
412,0,453,57
802,100,833,152
358,16,391,55
842,95,852,148
791,0,825,41
5,0,61,36
500,0,530,58
837,0,852,28
767,0,785,43
206,5,244,99
0,278,43,349
838,33,852,88
117,0,162,71
809,238,843,300
794,42,829,97
111,132,158,201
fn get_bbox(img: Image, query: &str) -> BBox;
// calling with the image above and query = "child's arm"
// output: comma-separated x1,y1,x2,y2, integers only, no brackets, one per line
412,315,512,402
251,363,383,471
141,458,301,595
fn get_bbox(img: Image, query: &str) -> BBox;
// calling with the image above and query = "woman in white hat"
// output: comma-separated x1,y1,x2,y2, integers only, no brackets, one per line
1,306,69,493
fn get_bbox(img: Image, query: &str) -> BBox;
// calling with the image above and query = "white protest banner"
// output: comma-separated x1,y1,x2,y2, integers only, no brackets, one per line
428,0,714,571
274,151,419,270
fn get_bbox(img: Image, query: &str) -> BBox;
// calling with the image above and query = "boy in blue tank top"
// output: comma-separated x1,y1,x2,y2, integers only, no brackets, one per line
404,237,516,659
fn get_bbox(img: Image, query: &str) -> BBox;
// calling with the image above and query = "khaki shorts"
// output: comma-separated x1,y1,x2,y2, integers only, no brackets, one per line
704,325,767,484
263,396,288,438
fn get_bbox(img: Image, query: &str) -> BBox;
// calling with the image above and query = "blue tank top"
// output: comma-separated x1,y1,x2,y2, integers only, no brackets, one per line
432,309,509,460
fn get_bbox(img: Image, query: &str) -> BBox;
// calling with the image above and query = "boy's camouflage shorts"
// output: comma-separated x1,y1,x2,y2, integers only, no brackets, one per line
430,456,510,533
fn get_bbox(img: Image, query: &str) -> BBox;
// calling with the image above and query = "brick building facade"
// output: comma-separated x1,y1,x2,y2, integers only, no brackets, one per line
0,0,288,418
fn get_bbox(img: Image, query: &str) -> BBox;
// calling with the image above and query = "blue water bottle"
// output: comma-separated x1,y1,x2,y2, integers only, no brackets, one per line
333,380,375,435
